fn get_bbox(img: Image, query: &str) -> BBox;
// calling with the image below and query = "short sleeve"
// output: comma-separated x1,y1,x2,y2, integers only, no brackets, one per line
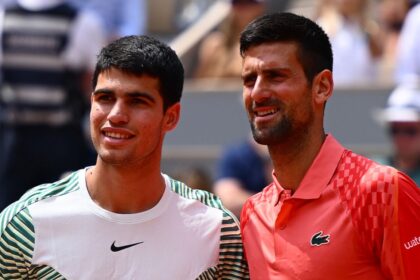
217,211,250,279
0,207,34,279
383,172,420,279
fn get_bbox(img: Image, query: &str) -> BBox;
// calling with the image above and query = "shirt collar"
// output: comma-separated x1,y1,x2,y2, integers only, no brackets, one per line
273,134,345,200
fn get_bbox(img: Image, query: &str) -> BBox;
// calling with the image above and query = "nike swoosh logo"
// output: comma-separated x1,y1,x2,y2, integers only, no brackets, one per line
110,241,144,252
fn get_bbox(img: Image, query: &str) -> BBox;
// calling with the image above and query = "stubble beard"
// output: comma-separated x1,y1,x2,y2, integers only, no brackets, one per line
250,116,293,145
250,106,314,147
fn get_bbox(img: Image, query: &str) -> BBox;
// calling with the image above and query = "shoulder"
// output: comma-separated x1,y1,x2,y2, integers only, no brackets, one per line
0,171,80,277
332,151,398,199
167,176,249,277
343,151,417,197
241,183,276,227
167,176,237,219
0,171,81,233
332,150,419,224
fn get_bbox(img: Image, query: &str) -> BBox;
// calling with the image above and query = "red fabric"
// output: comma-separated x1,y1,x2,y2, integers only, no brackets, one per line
241,135,420,279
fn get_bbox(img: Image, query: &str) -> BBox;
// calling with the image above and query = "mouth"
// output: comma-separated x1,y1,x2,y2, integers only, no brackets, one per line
254,108,279,117
103,131,132,139
101,127,135,143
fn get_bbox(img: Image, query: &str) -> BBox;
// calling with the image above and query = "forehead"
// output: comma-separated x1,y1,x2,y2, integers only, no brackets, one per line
242,42,301,72
96,68,160,92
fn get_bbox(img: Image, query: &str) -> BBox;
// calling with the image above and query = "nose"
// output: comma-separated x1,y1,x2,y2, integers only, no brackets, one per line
108,100,129,124
250,76,270,102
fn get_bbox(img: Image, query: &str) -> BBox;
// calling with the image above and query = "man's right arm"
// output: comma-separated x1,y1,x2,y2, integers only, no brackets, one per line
0,207,33,279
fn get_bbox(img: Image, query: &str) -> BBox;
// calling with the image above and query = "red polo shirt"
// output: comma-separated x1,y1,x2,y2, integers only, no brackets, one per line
241,135,420,279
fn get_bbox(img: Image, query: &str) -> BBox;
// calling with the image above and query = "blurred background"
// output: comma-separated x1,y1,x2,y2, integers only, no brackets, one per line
1,0,420,213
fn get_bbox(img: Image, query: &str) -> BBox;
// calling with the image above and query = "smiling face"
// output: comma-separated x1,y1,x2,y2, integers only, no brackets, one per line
90,67,179,166
242,42,315,145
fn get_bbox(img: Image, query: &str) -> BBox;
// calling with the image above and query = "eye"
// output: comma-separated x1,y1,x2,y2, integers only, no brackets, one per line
130,97,149,105
267,71,286,82
242,75,256,87
95,93,114,103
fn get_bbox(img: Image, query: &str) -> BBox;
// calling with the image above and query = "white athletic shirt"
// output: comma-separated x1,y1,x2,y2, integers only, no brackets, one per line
0,169,249,279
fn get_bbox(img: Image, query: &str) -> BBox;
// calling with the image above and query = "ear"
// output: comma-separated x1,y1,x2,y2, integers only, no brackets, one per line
163,102,181,132
312,70,334,106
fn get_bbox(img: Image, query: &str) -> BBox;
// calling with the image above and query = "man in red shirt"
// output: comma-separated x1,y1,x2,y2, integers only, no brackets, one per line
239,12,420,279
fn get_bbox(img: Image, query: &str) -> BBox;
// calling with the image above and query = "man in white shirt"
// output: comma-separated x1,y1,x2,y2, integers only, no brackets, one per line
0,35,249,279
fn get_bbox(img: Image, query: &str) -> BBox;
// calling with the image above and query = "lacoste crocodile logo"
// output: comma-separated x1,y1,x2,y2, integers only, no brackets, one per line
310,231,330,246
110,241,144,252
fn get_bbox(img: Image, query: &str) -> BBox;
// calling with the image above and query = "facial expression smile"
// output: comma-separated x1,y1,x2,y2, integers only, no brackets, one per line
251,98,283,125
242,42,314,145
101,127,135,146
90,67,178,166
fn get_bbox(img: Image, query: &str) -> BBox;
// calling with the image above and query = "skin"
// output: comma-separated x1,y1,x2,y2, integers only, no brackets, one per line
242,42,333,192
86,67,180,213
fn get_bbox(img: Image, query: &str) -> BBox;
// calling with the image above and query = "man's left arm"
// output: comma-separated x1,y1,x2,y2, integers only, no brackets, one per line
381,172,420,279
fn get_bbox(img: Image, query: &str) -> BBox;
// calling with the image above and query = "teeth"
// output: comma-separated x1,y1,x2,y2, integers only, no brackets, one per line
256,109,277,117
104,132,130,139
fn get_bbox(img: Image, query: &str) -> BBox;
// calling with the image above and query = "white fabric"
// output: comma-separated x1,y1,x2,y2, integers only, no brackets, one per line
395,5,420,83
17,0,63,10
28,170,221,280
63,9,105,70
327,19,378,86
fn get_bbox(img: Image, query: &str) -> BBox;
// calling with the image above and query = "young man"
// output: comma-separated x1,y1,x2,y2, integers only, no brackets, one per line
239,12,420,279
0,35,249,279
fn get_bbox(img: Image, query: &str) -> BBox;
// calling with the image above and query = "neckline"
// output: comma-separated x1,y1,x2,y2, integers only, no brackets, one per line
79,168,172,224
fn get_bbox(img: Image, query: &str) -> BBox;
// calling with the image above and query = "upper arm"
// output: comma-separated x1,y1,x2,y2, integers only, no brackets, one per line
217,211,250,279
382,172,420,279
0,208,34,279
335,163,420,279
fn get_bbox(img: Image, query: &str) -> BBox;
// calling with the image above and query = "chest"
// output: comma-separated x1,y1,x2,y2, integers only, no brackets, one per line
243,191,385,280
30,207,220,279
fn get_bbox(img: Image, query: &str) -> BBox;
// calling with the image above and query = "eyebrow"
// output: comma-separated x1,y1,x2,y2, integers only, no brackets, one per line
93,88,156,103
242,67,290,80
262,67,291,75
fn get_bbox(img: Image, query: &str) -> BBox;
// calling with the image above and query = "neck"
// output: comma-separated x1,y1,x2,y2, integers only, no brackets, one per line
269,130,326,193
86,157,165,214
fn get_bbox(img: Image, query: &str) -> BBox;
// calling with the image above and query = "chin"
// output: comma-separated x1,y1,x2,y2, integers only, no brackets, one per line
252,130,280,145
251,124,291,145
98,152,127,165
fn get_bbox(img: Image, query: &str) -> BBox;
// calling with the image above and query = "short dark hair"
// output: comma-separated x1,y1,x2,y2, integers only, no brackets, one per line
240,12,333,82
92,35,184,110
